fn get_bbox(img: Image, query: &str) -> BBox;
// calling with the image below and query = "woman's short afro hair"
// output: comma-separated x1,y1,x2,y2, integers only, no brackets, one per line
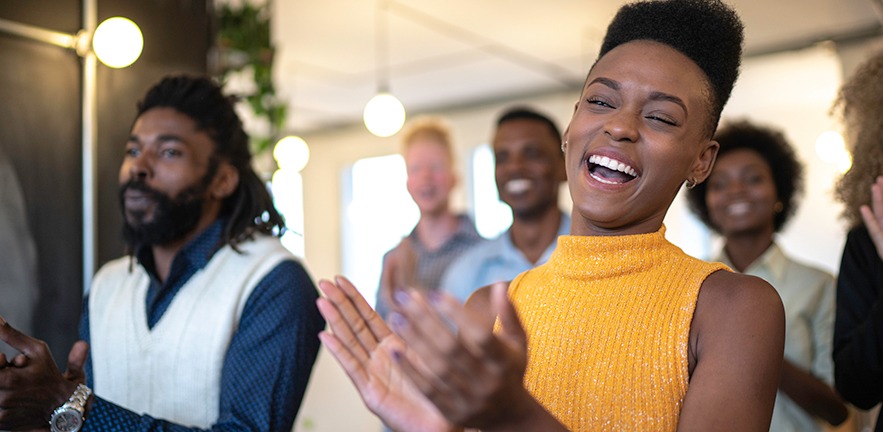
598,0,744,135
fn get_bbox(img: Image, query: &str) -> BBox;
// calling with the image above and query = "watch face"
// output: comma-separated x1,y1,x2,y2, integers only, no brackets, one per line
50,409,82,432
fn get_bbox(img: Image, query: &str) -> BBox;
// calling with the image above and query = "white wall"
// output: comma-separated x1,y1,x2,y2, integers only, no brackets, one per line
292,44,871,431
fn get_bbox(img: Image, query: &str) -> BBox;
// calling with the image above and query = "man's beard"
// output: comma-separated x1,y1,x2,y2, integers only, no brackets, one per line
119,180,209,248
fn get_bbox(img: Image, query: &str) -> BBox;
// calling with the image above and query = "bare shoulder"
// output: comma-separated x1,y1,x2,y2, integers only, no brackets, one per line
464,285,491,313
680,270,786,430
688,269,785,374
697,270,783,316
692,270,784,346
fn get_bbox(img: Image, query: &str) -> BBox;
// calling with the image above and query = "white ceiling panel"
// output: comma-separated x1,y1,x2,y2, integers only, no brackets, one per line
270,0,882,134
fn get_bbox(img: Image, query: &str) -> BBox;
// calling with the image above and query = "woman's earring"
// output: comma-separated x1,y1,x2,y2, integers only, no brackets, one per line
561,140,567,153
685,179,697,189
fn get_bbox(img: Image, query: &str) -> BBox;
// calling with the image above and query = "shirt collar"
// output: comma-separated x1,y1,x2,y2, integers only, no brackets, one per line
496,211,571,263
715,241,787,282
134,219,226,278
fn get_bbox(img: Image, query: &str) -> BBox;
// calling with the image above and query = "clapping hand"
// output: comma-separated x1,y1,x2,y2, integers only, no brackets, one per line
387,283,551,431
318,278,566,431
0,315,89,431
317,276,452,432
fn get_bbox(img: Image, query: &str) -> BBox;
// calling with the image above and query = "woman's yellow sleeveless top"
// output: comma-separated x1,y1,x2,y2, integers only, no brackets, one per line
508,227,728,431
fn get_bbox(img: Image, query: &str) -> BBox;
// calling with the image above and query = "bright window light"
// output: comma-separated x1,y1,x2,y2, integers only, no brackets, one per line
815,130,852,173
341,154,419,307
271,169,305,258
472,144,511,239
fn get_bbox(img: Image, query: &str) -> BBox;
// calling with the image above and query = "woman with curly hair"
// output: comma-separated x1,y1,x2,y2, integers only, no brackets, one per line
686,120,847,431
833,49,883,431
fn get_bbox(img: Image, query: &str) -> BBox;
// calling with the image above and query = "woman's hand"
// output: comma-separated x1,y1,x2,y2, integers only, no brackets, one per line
390,283,566,431
860,176,883,260
316,276,452,432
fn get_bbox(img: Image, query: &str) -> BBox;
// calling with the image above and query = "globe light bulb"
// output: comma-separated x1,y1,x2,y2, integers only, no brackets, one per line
273,135,310,172
92,17,143,68
363,92,406,137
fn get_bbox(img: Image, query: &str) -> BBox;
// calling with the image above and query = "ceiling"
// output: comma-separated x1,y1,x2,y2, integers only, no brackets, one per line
271,0,883,135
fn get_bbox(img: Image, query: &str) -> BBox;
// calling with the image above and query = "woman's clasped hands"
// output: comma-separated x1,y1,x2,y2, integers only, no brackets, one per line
316,277,553,432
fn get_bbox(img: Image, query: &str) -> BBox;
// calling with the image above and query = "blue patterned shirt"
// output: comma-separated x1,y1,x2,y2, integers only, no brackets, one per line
79,220,325,431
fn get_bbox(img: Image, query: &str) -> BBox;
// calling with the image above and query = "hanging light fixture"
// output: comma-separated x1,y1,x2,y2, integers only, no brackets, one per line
0,15,143,69
363,0,406,137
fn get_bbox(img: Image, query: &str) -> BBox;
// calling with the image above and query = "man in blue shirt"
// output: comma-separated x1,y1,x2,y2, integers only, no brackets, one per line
441,107,569,302
0,75,324,431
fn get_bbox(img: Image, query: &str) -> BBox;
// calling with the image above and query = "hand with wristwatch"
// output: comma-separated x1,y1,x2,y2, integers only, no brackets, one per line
49,383,92,432
0,315,91,432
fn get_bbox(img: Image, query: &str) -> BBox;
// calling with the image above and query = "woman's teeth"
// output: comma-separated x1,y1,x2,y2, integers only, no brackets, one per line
588,155,637,177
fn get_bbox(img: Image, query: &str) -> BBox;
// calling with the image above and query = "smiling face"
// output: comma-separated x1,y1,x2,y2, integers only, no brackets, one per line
405,137,456,217
705,148,778,238
119,107,234,246
493,118,566,220
563,40,719,236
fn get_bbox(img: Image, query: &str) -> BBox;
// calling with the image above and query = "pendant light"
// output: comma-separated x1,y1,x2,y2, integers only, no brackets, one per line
363,0,406,137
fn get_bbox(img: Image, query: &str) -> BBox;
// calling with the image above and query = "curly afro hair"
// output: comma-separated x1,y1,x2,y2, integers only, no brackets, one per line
834,50,883,228
686,120,804,234
598,0,744,137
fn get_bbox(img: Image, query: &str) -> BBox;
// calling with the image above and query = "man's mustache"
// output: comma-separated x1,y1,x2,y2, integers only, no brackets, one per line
119,180,162,201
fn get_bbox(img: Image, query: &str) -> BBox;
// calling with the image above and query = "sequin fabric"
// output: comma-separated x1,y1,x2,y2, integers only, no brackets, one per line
508,226,729,431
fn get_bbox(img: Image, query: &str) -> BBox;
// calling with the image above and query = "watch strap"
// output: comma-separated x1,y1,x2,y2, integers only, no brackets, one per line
62,383,92,413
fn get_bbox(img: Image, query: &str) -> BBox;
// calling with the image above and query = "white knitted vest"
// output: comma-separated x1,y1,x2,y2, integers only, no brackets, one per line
88,235,293,428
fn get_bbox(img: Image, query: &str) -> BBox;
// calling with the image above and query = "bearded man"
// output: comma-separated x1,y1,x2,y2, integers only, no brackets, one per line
0,75,324,432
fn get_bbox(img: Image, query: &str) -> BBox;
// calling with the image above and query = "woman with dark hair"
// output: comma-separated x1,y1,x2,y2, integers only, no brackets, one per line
316,1,785,431
686,120,847,431
833,49,883,431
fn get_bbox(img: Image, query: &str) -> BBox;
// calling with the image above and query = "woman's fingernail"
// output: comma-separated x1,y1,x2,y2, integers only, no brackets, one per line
428,291,442,306
389,312,407,329
393,290,409,306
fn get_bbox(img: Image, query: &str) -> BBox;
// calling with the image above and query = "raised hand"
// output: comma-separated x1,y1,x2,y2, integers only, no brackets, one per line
860,176,883,260
316,276,452,432
389,283,566,431
0,315,82,430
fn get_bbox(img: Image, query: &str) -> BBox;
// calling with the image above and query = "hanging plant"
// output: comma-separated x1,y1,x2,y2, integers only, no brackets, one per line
214,2,287,156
